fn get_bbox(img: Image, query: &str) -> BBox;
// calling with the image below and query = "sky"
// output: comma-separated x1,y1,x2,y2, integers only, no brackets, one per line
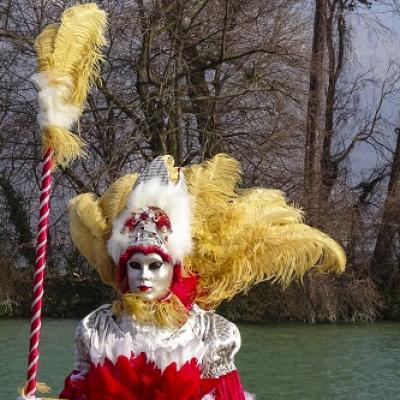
347,3,400,181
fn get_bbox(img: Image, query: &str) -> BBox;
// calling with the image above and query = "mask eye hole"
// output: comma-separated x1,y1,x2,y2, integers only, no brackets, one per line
149,262,163,270
128,261,141,270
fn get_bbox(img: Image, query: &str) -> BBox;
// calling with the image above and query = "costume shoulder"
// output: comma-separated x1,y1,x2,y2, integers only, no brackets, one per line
74,304,118,361
77,304,113,334
192,305,241,378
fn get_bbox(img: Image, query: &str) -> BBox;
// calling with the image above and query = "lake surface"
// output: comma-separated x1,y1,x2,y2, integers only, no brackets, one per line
0,319,399,400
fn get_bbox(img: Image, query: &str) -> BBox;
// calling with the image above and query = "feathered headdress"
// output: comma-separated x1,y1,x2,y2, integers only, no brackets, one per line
107,157,192,267
69,154,346,309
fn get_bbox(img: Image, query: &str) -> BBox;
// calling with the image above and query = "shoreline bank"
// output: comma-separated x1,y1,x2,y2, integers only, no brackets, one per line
2,275,399,322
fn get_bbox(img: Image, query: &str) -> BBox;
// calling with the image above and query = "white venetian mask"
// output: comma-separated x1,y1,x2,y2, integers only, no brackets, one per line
126,252,173,301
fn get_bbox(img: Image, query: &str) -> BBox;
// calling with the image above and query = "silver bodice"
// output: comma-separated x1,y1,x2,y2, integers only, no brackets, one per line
73,304,241,379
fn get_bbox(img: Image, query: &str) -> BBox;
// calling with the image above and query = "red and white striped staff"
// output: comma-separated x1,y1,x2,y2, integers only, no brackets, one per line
19,4,107,399
25,148,54,398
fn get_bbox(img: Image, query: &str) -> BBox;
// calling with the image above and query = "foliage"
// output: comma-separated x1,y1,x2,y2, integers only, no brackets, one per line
0,262,115,318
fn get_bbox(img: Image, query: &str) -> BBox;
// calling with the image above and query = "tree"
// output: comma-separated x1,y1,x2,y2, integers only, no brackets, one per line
372,127,400,289
304,0,377,220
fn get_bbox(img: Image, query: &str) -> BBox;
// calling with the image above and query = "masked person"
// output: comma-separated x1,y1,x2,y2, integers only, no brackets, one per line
60,155,345,400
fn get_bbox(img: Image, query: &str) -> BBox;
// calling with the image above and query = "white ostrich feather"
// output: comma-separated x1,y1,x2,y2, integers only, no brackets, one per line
107,177,192,264
31,72,81,129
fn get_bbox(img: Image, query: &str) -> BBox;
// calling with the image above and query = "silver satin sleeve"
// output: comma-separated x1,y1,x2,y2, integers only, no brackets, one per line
73,320,90,376
197,311,241,378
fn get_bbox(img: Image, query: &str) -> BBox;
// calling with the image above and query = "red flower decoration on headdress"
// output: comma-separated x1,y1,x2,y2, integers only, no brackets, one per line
124,216,138,231
154,213,171,231
140,212,149,221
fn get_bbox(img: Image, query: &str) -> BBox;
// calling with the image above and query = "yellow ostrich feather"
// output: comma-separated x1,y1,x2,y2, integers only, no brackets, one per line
34,23,59,71
162,155,178,180
183,155,345,309
113,293,189,328
42,125,86,166
48,4,107,106
36,3,107,106
98,174,138,222
185,154,240,209
69,174,137,288
33,3,107,167
19,381,66,399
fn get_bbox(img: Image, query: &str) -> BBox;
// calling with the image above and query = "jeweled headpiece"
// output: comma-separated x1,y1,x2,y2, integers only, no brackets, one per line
107,157,192,268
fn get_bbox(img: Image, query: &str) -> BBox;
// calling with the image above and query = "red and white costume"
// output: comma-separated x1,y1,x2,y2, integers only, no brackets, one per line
59,151,346,399
60,304,252,400
60,157,254,400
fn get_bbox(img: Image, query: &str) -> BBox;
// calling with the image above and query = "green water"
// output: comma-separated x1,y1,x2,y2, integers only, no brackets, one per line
1,319,399,400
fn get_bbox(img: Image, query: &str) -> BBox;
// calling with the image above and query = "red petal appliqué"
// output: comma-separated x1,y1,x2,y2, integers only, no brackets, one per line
61,353,218,400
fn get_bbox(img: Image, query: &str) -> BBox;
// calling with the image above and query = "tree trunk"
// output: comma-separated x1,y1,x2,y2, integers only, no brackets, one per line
371,129,400,289
320,1,345,206
304,0,327,215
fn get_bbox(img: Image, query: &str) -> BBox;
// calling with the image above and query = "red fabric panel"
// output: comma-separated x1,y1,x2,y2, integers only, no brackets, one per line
59,357,246,399
59,370,87,400
213,370,246,400
59,354,217,400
